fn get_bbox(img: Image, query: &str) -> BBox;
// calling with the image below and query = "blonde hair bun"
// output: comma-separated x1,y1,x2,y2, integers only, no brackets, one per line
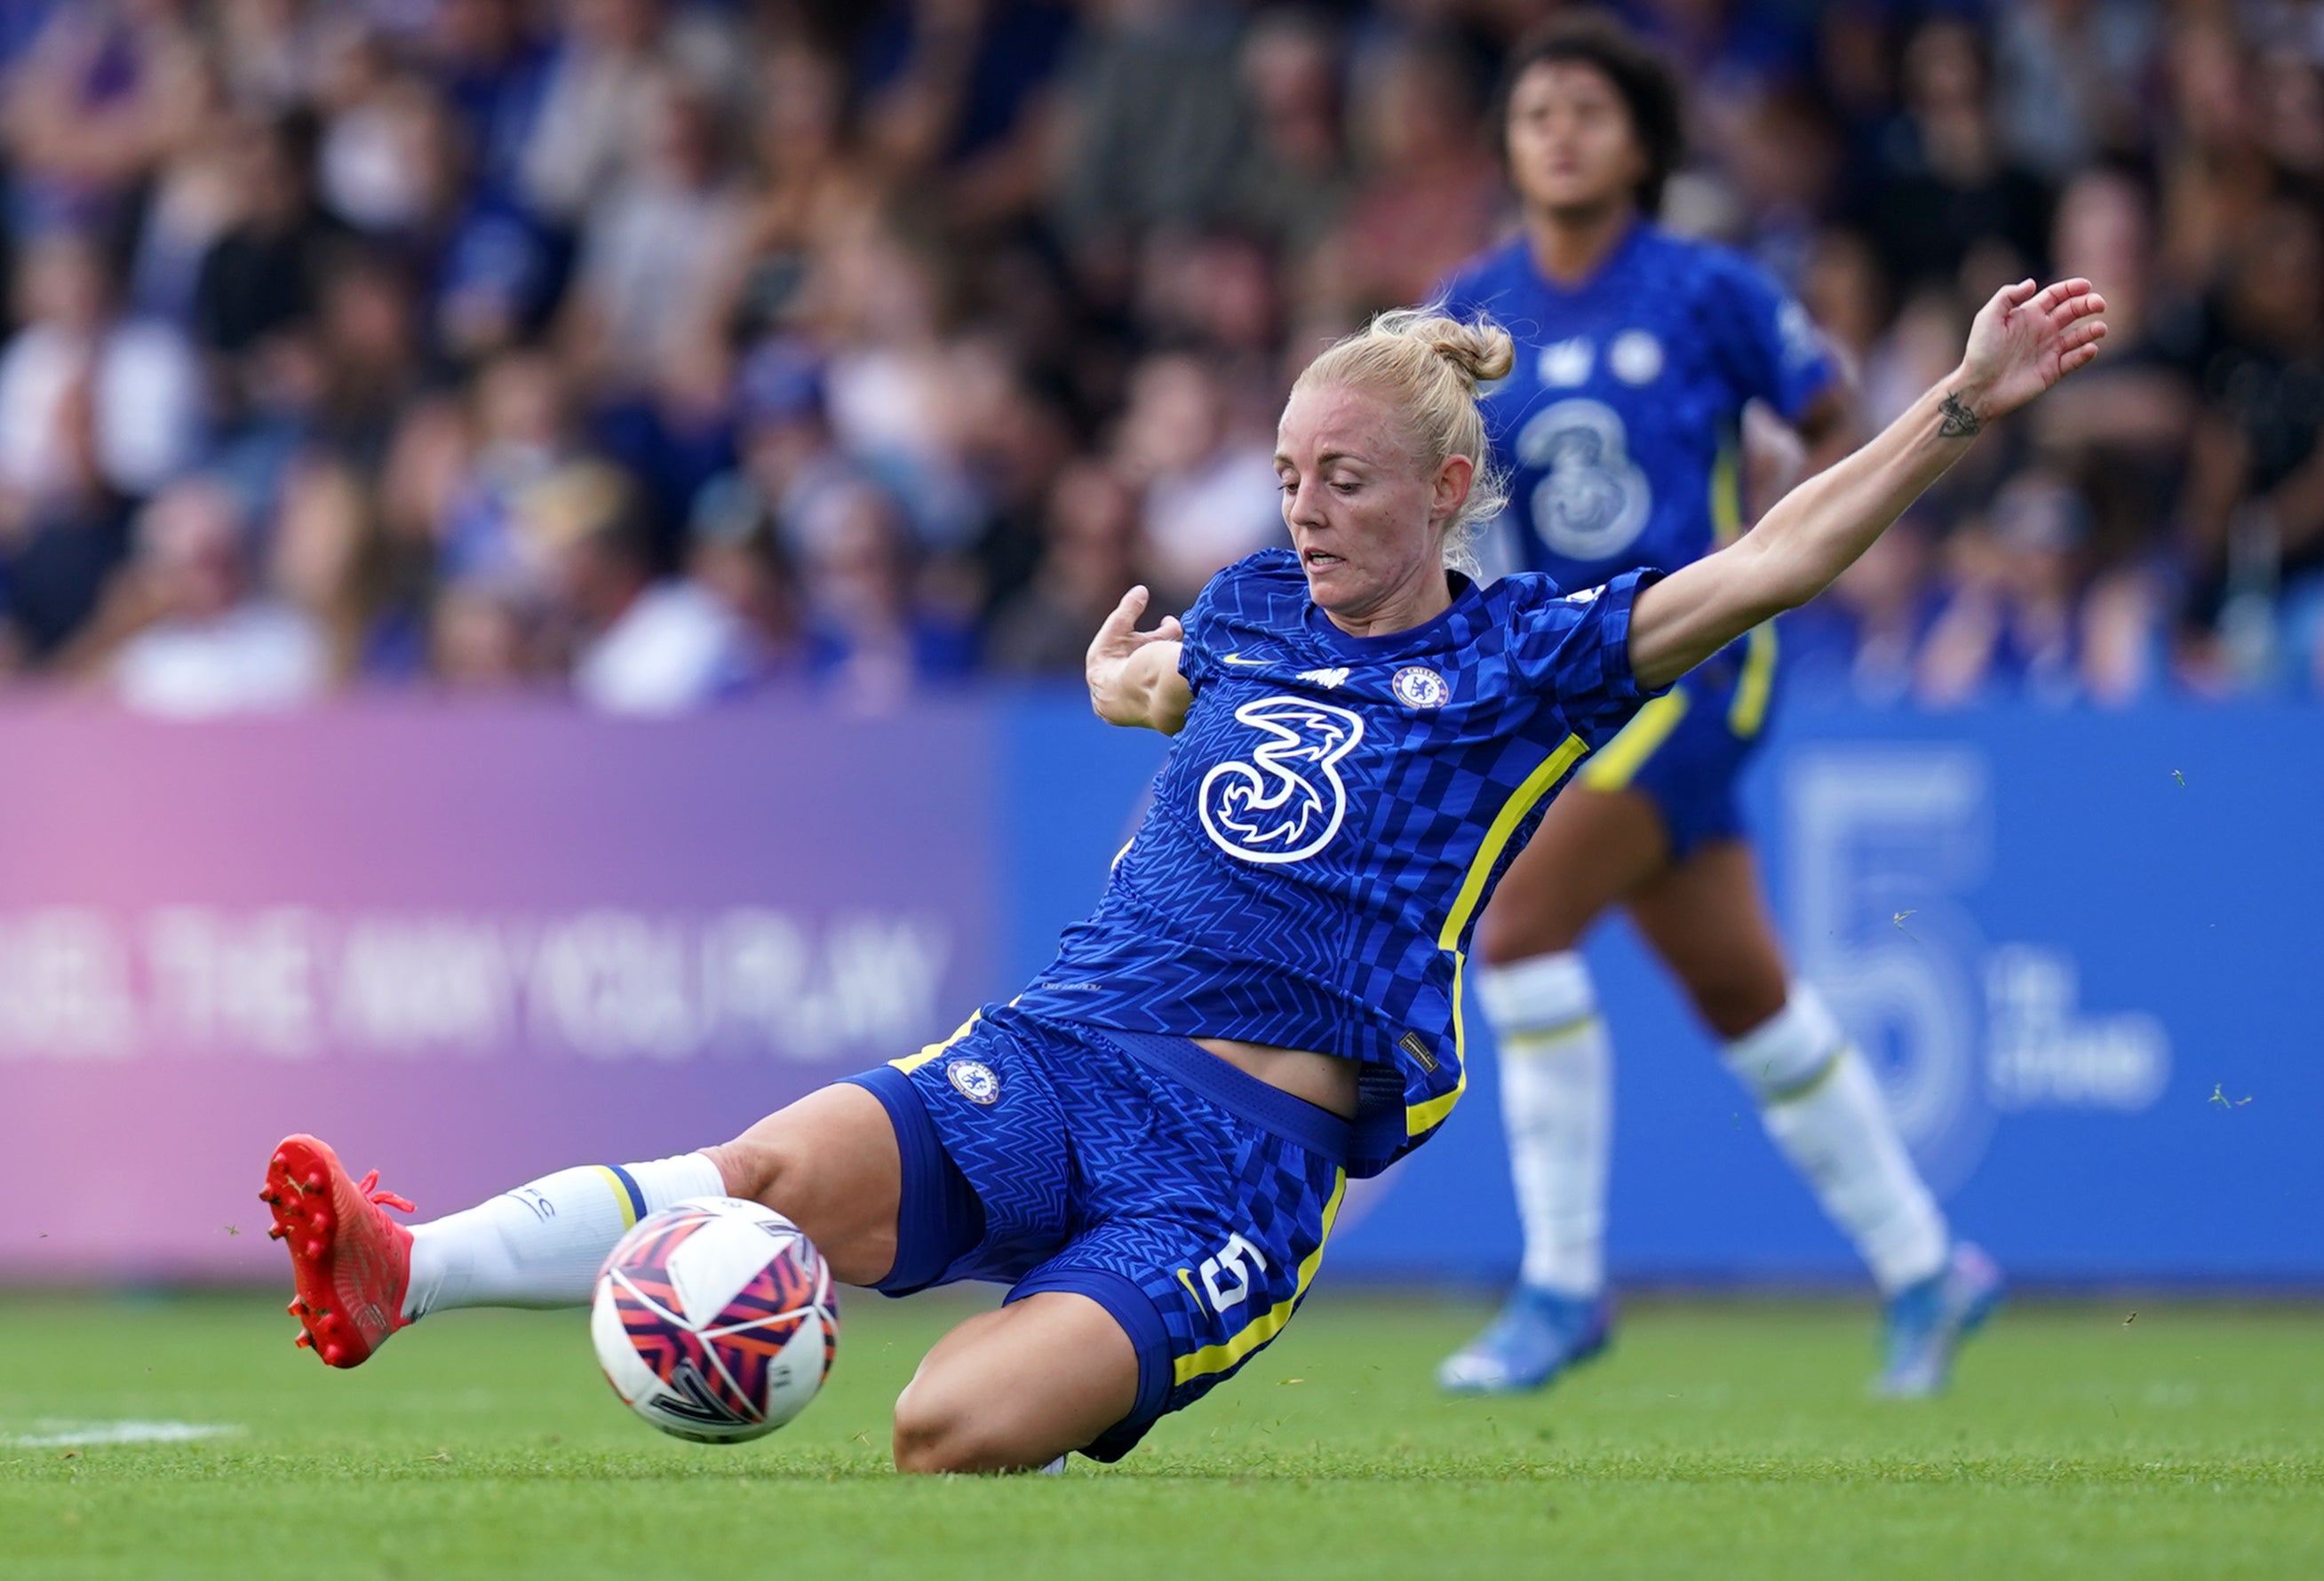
1374,307,1516,389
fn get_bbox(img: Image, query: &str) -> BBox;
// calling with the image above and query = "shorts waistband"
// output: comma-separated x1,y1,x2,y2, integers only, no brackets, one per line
1088,1027,1352,1165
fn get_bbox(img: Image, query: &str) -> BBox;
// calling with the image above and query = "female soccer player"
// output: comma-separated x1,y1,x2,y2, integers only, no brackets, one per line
265,276,2103,1472
1434,17,1988,1398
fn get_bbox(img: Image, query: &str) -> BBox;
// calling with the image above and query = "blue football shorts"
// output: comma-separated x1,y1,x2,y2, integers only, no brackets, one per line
843,1005,1349,1462
1576,623,1779,861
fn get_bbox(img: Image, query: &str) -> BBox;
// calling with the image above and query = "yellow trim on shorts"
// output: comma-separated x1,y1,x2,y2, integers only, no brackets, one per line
890,1011,982,1074
591,1166,640,1230
1579,688,1691,791
1172,1170,1347,1388
1728,621,1778,738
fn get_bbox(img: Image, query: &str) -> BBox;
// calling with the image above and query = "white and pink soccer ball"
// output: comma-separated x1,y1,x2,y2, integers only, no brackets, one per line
590,1197,838,1443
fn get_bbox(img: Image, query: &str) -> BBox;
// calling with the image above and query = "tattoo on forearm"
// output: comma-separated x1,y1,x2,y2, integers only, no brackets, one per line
1938,391,1984,439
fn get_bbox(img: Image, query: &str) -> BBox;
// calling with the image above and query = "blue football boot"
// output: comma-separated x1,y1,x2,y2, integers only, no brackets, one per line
1876,1242,2003,1398
1437,1286,1613,1395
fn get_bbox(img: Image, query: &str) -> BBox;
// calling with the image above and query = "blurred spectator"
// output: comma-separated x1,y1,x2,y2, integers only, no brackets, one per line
1852,18,2053,298
986,458,1140,673
518,0,671,225
1993,0,2154,180
1226,8,1350,260
703,43,879,350
191,109,347,367
1317,34,1500,314
0,231,203,525
525,460,757,714
1112,349,1279,606
0,363,135,670
2153,19,2273,297
560,68,744,396
441,346,576,583
3,0,210,225
2178,197,2324,690
270,453,427,685
103,475,327,716
1050,0,1253,280
856,0,1076,232
797,478,974,709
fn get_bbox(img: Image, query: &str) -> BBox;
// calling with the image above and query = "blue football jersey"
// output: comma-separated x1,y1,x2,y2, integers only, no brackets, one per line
1437,224,1839,588
1014,549,1659,1176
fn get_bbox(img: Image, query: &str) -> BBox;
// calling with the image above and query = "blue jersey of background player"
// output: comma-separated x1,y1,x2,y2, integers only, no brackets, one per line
1436,15,2002,1406
1442,222,1842,596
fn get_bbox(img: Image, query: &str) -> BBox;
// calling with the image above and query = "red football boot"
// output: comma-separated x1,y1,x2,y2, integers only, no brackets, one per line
261,1134,418,1369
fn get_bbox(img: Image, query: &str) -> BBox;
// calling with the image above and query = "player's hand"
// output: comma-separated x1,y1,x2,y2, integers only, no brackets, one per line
1950,277,2108,426
1086,585,1189,731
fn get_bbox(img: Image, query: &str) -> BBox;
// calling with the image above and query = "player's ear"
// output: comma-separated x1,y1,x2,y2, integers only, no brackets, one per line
1433,453,1475,525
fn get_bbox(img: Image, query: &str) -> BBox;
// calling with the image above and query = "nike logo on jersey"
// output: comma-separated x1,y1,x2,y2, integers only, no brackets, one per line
1222,652,1269,666
1296,666,1351,689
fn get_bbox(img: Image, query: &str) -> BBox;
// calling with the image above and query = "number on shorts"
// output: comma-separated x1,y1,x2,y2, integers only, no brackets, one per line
1198,1234,1270,1311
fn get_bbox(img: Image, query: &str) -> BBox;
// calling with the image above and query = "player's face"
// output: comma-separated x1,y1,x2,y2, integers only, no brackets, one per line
1504,60,1646,219
1275,382,1466,627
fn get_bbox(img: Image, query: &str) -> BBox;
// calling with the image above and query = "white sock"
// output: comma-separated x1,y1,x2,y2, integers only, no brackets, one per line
1723,987,1949,1294
402,1154,729,1320
1481,951,1611,1299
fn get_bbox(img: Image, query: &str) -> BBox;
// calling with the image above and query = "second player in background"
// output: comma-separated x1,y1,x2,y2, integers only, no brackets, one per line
1433,14,2000,1399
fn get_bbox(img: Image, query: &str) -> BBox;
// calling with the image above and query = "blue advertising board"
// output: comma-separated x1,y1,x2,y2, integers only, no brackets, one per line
1002,697,2324,1287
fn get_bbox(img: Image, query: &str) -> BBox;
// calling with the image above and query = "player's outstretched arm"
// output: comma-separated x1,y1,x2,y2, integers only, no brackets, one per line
1086,584,1192,734
1628,277,2107,692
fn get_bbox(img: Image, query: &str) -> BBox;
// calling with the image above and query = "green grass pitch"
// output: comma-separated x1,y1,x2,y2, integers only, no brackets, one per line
3,1290,2318,1579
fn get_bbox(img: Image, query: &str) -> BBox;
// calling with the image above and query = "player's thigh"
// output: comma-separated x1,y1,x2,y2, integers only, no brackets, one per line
891,1292,1140,1474
1476,783,1670,965
1622,838,1792,1039
704,1083,900,1289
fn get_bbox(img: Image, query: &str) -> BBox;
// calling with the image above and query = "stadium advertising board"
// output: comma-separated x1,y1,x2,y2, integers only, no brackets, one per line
0,703,996,1282
0,696,2314,1285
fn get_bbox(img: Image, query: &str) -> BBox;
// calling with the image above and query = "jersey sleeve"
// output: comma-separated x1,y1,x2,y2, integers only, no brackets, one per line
1709,254,1840,424
1173,567,1235,692
1507,567,1668,748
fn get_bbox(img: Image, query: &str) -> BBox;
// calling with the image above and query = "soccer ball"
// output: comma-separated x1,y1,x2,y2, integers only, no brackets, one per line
590,1196,838,1442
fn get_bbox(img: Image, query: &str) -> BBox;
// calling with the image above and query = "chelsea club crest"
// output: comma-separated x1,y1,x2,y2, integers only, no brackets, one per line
946,1059,1001,1105
1391,666,1451,710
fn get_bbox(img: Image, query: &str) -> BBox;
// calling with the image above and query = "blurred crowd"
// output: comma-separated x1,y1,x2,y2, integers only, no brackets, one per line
0,0,2321,713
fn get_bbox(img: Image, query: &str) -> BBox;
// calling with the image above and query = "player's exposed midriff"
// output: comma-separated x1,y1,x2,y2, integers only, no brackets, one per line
1194,1037,1361,1118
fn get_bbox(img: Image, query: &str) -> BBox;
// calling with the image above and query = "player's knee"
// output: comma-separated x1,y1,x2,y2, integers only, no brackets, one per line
697,1130,798,1210
891,1376,1016,1475
1688,974,1788,1042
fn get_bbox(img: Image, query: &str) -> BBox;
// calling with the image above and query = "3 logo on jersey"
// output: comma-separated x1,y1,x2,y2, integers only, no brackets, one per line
1198,696,1365,865
1516,398,1652,561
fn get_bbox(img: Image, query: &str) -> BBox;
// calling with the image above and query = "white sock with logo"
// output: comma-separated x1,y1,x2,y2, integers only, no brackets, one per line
402,1154,729,1321
1723,987,1949,1294
1481,951,1612,1299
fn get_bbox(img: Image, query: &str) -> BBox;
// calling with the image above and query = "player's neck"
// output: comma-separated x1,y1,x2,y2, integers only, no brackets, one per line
1524,201,1638,289
1322,568,1454,640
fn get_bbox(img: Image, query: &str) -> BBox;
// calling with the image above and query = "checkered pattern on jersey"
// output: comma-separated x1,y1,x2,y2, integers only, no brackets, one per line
1015,551,1661,1175
893,1011,1343,1411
